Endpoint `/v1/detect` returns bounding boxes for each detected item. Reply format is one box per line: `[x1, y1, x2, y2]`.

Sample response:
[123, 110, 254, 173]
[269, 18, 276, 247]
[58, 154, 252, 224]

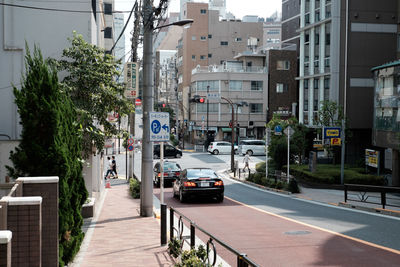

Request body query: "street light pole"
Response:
[221, 96, 235, 172]
[140, 3, 193, 216]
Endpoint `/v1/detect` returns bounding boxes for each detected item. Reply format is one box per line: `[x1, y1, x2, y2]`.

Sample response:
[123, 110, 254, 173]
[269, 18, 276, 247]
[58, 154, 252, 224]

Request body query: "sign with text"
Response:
[149, 112, 170, 141]
[323, 127, 341, 146]
[365, 149, 379, 168]
[124, 62, 139, 99]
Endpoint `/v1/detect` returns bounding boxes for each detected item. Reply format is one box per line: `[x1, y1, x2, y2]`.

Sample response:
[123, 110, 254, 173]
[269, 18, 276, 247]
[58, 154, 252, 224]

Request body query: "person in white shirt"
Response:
[243, 152, 251, 172]
[104, 157, 114, 179]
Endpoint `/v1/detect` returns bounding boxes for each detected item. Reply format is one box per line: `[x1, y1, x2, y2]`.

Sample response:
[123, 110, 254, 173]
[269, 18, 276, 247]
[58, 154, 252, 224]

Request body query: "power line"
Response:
[0, 2, 132, 13]
[110, 1, 137, 53]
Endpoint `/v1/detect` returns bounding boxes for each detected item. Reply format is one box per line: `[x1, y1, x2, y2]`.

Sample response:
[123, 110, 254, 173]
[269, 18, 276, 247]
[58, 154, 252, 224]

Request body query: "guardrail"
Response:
[344, 184, 400, 209]
[161, 204, 259, 267]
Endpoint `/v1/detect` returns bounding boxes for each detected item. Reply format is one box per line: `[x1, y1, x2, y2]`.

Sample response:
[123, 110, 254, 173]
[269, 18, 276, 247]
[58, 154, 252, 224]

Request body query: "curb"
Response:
[225, 170, 400, 218]
[338, 202, 400, 218]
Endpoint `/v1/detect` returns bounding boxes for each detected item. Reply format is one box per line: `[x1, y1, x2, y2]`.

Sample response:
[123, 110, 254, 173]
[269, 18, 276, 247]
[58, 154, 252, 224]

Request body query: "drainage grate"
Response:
[284, 230, 311, 235]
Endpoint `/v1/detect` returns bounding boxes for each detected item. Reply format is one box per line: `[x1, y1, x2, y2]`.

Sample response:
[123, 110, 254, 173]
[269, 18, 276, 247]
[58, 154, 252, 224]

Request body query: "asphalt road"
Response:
[134, 151, 400, 266]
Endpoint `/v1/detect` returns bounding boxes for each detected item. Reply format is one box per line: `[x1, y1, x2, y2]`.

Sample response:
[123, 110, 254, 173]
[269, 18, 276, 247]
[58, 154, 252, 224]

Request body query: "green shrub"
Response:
[248, 172, 267, 186]
[129, 178, 141, 199]
[168, 237, 182, 258]
[288, 179, 300, 193]
[255, 162, 266, 173]
[290, 164, 384, 185]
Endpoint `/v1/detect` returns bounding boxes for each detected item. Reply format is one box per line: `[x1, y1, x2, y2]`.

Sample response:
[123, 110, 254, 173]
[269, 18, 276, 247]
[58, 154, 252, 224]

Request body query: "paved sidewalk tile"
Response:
[77, 183, 175, 267]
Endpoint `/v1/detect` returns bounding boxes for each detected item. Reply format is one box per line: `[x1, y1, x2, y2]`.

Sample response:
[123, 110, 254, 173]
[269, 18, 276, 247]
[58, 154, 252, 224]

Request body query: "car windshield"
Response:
[186, 169, 218, 179]
[163, 162, 180, 171]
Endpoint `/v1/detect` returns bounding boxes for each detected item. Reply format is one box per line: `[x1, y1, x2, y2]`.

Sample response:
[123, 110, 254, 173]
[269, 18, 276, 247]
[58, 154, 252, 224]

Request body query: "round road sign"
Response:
[128, 145, 134, 151]
[135, 99, 142, 106]
[128, 138, 134, 145]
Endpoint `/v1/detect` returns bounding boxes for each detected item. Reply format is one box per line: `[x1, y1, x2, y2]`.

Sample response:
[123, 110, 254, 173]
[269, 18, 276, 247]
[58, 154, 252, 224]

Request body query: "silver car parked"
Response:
[207, 141, 237, 155]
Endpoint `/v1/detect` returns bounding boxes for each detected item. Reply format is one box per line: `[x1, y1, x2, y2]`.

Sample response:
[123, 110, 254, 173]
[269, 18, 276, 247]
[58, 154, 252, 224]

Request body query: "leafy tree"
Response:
[314, 100, 349, 164]
[57, 32, 133, 158]
[267, 115, 311, 170]
[7, 45, 87, 266]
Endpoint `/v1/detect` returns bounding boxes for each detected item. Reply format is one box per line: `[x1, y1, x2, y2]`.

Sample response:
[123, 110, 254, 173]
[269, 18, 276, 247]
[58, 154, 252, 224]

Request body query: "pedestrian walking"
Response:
[243, 152, 251, 172]
[104, 157, 114, 179]
[112, 155, 118, 179]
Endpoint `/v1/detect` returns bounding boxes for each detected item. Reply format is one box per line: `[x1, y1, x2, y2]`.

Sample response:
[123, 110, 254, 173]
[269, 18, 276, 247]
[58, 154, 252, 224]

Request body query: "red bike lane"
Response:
[159, 189, 400, 266]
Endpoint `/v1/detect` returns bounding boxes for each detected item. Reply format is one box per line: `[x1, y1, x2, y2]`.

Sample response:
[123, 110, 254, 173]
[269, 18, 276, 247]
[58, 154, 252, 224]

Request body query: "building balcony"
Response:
[374, 116, 400, 132]
[192, 65, 267, 75]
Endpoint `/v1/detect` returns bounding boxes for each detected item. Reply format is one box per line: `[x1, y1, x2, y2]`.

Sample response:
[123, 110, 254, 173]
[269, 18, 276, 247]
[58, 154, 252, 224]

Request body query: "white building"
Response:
[0, 0, 110, 200]
[114, 13, 125, 83]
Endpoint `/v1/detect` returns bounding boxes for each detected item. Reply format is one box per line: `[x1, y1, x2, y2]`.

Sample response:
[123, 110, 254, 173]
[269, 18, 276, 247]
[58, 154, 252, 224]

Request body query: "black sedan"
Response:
[153, 161, 182, 187]
[172, 168, 224, 203]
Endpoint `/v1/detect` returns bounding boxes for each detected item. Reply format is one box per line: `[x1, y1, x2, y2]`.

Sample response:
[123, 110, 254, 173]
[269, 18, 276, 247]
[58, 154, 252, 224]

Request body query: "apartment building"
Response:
[189, 47, 297, 143]
[371, 61, 400, 186]
[178, 2, 263, 125]
[295, 0, 398, 163]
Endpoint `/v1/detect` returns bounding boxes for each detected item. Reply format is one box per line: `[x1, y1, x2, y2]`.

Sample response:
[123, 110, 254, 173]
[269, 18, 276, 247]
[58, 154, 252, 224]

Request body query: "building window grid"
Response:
[104, 27, 112, 38]
[229, 81, 242, 91]
[277, 60, 290, 70]
[276, 83, 288, 93]
[197, 81, 219, 91]
[221, 41, 228, 46]
[251, 81, 263, 91]
[250, 103, 263, 113]
[197, 103, 218, 113]
[200, 9, 207, 14]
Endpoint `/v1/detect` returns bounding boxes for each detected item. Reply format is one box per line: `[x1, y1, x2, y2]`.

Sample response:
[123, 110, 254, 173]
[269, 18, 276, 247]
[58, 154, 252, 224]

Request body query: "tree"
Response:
[314, 100, 348, 164]
[7, 45, 88, 266]
[267, 115, 311, 170]
[57, 32, 133, 158]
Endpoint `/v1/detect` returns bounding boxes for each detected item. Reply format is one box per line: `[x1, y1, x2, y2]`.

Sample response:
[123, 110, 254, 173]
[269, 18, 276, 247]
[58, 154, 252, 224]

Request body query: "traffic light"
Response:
[191, 95, 205, 103]
[162, 103, 166, 108]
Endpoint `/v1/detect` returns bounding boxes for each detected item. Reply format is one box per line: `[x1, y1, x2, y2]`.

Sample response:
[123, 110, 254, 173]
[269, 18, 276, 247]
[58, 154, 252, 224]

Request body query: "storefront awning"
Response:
[221, 128, 232, 132]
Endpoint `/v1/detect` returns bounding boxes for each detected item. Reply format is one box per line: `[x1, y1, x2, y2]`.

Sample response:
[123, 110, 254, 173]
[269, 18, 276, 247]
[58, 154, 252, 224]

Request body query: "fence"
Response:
[161, 204, 259, 267]
[344, 184, 400, 209]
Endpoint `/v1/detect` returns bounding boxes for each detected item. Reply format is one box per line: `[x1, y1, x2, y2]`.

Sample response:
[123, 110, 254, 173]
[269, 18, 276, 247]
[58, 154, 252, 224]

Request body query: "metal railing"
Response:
[344, 184, 400, 209]
[161, 204, 259, 267]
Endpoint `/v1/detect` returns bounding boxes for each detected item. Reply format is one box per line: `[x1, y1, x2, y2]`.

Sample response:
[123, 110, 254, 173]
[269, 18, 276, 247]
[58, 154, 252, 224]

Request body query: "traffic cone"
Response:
[105, 179, 111, 188]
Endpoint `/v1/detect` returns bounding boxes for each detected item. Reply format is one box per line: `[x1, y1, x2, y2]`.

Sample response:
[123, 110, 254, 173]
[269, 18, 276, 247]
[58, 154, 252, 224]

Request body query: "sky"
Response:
[115, 0, 282, 60]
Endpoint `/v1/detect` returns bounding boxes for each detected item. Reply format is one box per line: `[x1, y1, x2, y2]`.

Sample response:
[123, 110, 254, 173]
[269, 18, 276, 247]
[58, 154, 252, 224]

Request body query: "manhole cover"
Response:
[284, 230, 311, 235]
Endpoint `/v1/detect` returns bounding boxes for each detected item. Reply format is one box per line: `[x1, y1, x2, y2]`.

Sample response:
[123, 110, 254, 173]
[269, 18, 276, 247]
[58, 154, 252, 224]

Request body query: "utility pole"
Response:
[129, 2, 140, 180]
[140, 0, 154, 217]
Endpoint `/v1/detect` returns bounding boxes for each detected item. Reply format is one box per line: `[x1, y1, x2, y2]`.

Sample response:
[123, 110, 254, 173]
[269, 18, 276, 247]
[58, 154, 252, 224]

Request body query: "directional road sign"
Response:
[284, 126, 295, 137]
[149, 112, 170, 141]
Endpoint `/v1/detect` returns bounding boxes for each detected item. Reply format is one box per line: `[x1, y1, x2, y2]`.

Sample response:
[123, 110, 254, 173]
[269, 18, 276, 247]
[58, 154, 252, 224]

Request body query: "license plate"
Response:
[200, 182, 209, 187]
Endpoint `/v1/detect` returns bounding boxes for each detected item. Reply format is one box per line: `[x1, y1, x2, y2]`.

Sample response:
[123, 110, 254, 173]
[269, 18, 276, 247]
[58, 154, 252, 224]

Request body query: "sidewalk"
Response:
[70, 180, 174, 267]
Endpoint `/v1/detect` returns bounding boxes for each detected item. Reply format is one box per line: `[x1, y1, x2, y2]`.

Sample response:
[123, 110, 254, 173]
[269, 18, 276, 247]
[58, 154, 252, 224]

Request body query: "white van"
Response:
[238, 140, 265, 156]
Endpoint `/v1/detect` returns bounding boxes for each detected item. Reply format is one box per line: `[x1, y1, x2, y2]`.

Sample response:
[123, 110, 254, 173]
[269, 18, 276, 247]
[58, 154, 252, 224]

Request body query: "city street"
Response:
[132, 150, 400, 266]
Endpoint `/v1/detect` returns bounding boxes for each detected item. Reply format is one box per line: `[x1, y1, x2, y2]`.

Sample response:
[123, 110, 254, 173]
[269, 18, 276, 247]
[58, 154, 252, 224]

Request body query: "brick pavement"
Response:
[71, 181, 175, 267]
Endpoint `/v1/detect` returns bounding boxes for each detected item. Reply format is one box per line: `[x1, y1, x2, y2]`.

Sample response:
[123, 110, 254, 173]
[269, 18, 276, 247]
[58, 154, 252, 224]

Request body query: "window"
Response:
[276, 83, 288, 93]
[326, 33, 330, 45]
[221, 41, 228, 46]
[208, 54, 212, 58]
[250, 103, 263, 113]
[200, 55, 206, 60]
[314, 100, 319, 110]
[208, 34, 212, 39]
[324, 78, 330, 89]
[197, 81, 219, 91]
[267, 30, 280, 35]
[192, 55, 196, 60]
[305, 33, 310, 43]
[277, 60, 290, 70]
[305, 13, 310, 24]
[192, 36, 196, 41]
[315, 33, 319, 45]
[313, 80, 319, 89]
[200, 36, 207, 41]
[229, 81, 242, 91]
[304, 100, 309, 111]
[304, 79, 309, 89]
[200, 9, 207, 14]
[104, 27, 112, 38]
[197, 103, 218, 113]
[251, 81, 263, 91]
[104, 3, 112, 15]
[234, 37, 242, 42]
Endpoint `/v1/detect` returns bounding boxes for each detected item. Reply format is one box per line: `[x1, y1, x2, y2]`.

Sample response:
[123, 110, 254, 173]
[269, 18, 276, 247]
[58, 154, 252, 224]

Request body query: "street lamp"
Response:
[235, 101, 248, 146]
[141, 0, 193, 217]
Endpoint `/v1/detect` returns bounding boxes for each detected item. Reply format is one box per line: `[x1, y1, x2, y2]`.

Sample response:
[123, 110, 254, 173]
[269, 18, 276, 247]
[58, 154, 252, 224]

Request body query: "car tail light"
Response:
[157, 173, 168, 177]
[175, 172, 180, 176]
[184, 181, 196, 187]
[214, 181, 223, 186]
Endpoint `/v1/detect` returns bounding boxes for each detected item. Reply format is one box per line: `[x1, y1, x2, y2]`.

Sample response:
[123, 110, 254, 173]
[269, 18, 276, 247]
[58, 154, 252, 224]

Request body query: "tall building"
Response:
[103, 0, 115, 54]
[114, 13, 125, 83]
[178, 2, 263, 126]
[296, 0, 398, 163]
[281, 0, 301, 52]
[262, 21, 282, 51]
